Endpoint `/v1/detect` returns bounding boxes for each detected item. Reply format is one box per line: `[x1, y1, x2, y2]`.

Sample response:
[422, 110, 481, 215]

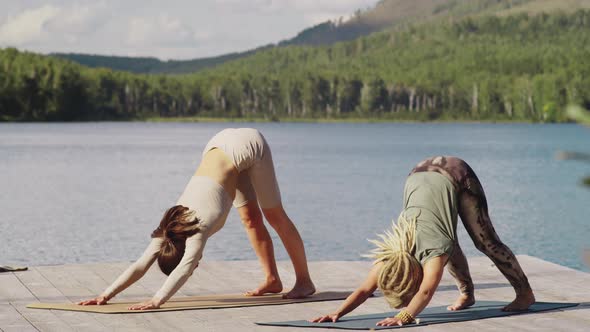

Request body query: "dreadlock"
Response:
[367, 214, 423, 308]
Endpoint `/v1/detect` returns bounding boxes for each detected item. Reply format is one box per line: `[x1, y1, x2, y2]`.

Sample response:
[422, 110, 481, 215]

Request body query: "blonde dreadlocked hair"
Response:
[366, 214, 423, 308]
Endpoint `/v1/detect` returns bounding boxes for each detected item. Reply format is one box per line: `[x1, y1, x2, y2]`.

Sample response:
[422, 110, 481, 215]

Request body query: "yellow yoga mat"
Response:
[27, 291, 350, 314]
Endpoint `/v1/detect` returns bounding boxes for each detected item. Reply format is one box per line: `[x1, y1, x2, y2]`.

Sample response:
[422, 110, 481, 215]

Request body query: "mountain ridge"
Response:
[52, 0, 590, 74]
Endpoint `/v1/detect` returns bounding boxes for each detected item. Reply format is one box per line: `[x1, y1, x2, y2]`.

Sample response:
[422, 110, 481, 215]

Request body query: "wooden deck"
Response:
[1, 255, 589, 331]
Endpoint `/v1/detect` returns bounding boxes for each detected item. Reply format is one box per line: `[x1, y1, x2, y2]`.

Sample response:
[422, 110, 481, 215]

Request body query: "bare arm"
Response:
[310, 262, 382, 323]
[376, 255, 447, 326]
[78, 238, 162, 305]
[405, 255, 447, 316]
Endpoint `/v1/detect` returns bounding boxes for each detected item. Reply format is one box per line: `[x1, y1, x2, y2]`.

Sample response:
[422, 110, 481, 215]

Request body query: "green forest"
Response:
[1, 10, 590, 122]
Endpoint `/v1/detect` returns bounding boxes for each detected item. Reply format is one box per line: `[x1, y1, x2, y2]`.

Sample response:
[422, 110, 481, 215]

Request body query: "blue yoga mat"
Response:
[257, 301, 578, 330]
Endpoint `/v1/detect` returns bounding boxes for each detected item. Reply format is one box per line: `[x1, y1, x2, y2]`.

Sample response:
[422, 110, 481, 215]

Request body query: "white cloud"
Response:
[127, 15, 198, 47]
[304, 12, 345, 26]
[211, 0, 374, 17]
[288, 0, 376, 25]
[0, 2, 110, 47]
[0, 5, 60, 45]
[46, 3, 109, 35]
[272, 0, 374, 17]
[212, 0, 277, 13]
[0, 0, 379, 59]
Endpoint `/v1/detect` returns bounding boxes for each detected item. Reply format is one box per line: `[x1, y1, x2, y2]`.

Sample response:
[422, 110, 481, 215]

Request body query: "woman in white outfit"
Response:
[79, 128, 316, 310]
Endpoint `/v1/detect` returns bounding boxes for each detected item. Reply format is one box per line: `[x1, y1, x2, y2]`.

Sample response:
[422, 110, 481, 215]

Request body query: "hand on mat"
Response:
[128, 299, 161, 310]
[309, 313, 341, 323]
[77, 296, 109, 306]
[376, 316, 404, 327]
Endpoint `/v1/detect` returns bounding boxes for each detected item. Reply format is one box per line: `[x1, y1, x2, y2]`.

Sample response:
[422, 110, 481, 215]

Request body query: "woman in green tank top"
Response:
[311, 156, 535, 327]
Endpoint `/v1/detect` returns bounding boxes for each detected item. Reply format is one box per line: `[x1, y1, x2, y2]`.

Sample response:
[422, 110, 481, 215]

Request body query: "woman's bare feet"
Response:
[447, 293, 475, 311]
[245, 277, 283, 296]
[283, 280, 316, 299]
[502, 290, 535, 311]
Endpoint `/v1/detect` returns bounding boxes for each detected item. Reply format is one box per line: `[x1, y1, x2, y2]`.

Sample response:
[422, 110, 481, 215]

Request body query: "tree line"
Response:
[1, 10, 590, 122]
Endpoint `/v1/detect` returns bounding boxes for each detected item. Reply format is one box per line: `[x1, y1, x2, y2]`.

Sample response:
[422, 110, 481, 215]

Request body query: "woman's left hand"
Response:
[128, 299, 161, 310]
[376, 316, 404, 326]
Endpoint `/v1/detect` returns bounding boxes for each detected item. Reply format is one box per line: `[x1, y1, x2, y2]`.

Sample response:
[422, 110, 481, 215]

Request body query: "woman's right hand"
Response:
[309, 313, 341, 323]
[309, 263, 382, 324]
[77, 295, 109, 306]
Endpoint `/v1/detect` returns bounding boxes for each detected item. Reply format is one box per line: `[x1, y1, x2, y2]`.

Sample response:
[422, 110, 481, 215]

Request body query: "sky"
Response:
[0, 0, 378, 60]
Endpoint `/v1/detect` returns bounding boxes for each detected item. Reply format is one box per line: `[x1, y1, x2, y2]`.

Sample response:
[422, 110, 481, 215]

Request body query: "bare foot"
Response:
[447, 293, 475, 311]
[245, 278, 283, 296]
[283, 280, 316, 299]
[502, 290, 535, 311]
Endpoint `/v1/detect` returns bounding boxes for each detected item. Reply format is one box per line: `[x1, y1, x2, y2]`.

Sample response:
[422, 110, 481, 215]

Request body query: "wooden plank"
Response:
[2, 257, 589, 331]
[33, 265, 95, 302]
[0, 304, 37, 332]
[195, 261, 251, 294]
[34, 265, 154, 331]
[126, 262, 206, 331]
[0, 273, 37, 304]
[0, 271, 77, 332]
[183, 262, 234, 295]
[88, 262, 205, 331]
[306, 261, 371, 291]
[18, 267, 105, 331]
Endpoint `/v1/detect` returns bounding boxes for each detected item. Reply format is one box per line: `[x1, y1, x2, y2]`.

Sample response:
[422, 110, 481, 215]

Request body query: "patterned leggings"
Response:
[410, 156, 531, 296]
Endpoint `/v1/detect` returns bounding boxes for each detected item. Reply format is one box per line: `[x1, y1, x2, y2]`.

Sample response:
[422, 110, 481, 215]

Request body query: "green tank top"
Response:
[402, 172, 458, 264]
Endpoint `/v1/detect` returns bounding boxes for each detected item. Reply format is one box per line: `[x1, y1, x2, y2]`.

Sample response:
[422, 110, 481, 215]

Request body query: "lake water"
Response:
[1, 122, 589, 272]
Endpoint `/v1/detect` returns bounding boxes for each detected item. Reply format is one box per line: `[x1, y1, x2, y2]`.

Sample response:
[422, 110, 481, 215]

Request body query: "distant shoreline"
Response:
[142, 116, 540, 124]
[1, 116, 573, 124]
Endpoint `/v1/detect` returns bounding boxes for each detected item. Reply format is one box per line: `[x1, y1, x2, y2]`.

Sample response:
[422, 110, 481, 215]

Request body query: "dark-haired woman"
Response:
[78, 128, 315, 310]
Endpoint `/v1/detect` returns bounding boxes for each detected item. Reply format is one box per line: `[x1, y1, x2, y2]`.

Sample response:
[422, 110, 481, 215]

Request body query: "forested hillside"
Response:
[2, 11, 590, 122]
[52, 0, 590, 74]
[281, 0, 537, 46]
